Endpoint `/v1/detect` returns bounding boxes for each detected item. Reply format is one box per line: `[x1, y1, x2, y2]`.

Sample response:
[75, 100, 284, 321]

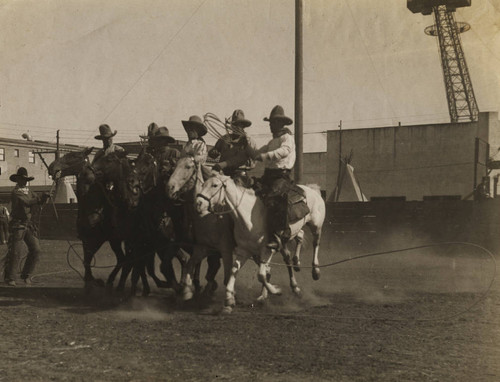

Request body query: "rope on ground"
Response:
[253, 241, 497, 322]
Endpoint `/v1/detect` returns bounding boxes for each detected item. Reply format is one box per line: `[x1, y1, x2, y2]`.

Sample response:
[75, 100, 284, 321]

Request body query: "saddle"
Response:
[253, 179, 310, 225]
[286, 183, 310, 224]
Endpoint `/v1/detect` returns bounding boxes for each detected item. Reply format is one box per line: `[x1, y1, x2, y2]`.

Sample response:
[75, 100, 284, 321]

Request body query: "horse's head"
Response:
[48, 147, 93, 179]
[122, 166, 141, 210]
[93, 152, 141, 210]
[134, 151, 157, 194]
[195, 174, 228, 217]
[167, 156, 198, 200]
[92, 151, 127, 184]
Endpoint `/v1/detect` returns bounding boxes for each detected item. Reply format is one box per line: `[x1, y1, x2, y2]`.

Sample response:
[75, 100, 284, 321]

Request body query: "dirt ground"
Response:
[0, 239, 499, 382]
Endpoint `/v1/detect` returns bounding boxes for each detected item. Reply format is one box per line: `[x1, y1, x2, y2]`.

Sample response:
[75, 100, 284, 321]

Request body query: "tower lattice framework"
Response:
[430, 5, 479, 122]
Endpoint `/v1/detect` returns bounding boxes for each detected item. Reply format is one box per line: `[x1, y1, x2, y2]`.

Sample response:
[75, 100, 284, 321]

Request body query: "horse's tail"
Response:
[305, 183, 321, 195]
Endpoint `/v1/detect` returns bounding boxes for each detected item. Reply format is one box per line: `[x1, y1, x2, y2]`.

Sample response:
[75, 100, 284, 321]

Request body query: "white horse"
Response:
[166, 156, 235, 301]
[195, 173, 325, 313]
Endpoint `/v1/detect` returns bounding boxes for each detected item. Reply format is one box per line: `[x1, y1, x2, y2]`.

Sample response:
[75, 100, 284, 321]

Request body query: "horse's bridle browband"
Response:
[179, 156, 203, 195]
[196, 178, 247, 215]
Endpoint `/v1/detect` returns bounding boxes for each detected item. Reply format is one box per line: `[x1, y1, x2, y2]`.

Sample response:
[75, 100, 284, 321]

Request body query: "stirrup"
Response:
[266, 234, 282, 250]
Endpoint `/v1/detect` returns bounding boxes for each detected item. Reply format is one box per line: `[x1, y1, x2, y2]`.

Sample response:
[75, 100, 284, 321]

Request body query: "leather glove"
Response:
[239, 135, 248, 146]
[208, 149, 220, 159]
[212, 163, 225, 173]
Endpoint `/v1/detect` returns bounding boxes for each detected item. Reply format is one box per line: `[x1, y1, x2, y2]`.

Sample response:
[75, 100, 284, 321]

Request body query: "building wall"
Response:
[302, 152, 327, 192]
[487, 112, 500, 196]
[0, 140, 54, 187]
[326, 112, 497, 201]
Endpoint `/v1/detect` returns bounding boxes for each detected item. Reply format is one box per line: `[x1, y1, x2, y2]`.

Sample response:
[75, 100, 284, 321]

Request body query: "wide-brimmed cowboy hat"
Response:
[10, 167, 34, 182]
[140, 122, 159, 140]
[182, 115, 207, 137]
[230, 109, 252, 128]
[94, 124, 117, 140]
[150, 126, 176, 144]
[263, 105, 293, 125]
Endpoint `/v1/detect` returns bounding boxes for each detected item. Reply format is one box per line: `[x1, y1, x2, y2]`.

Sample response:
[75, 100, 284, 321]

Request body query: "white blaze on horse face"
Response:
[195, 195, 210, 217]
[167, 157, 195, 198]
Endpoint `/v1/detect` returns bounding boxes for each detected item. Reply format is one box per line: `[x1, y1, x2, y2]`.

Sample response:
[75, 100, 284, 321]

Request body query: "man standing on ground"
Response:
[3, 167, 50, 286]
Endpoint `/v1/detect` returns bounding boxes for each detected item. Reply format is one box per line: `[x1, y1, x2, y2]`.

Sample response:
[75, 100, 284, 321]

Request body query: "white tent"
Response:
[53, 178, 77, 204]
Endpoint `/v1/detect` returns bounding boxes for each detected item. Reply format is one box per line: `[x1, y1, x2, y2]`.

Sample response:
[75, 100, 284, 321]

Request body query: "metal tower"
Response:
[408, 1, 479, 123]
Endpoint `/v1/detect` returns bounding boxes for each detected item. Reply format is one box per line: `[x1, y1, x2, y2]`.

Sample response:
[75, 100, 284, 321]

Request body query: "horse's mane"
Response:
[234, 182, 256, 196]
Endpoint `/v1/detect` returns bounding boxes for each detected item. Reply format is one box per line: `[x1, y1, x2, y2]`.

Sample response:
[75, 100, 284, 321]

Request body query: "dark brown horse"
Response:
[48, 149, 145, 292]
[116, 150, 189, 296]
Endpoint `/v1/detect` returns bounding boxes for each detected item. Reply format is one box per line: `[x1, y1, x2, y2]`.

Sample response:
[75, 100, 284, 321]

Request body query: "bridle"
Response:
[178, 156, 204, 195]
[196, 177, 247, 215]
[134, 154, 157, 195]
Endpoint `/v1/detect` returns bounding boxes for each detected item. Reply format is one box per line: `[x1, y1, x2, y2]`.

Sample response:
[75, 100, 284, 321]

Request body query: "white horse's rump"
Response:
[196, 174, 326, 313]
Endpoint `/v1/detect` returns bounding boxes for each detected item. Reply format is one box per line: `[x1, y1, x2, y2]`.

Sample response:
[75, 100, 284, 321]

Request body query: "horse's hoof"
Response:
[84, 278, 105, 292]
[203, 281, 218, 297]
[183, 288, 194, 301]
[155, 280, 170, 289]
[292, 286, 302, 297]
[225, 296, 235, 308]
[271, 285, 282, 296]
[312, 268, 321, 281]
[221, 306, 233, 314]
[256, 295, 267, 304]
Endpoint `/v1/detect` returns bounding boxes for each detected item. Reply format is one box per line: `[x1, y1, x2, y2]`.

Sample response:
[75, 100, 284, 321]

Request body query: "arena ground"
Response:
[0, 239, 499, 381]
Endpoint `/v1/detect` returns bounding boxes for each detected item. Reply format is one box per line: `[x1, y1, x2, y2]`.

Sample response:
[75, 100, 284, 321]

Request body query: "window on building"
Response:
[0, 148, 4, 161]
[28, 151, 35, 163]
[14, 149, 19, 157]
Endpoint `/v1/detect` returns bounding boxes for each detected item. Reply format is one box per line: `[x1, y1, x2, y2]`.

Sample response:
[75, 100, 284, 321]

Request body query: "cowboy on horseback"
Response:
[145, 124, 180, 179]
[91, 124, 125, 165]
[83, 125, 127, 228]
[208, 109, 256, 186]
[247, 105, 299, 250]
[181, 115, 213, 180]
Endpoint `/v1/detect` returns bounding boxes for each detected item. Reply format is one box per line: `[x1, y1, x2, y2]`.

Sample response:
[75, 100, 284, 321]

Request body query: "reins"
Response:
[196, 178, 248, 215]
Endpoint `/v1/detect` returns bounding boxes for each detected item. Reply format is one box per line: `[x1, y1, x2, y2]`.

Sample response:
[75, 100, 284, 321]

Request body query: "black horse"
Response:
[116, 150, 189, 296]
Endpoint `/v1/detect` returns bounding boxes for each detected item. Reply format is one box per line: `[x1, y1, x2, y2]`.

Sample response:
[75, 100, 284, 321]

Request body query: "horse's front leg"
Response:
[292, 229, 304, 272]
[106, 239, 125, 288]
[311, 228, 322, 281]
[281, 245, 301, 296]
[82, 237, 105, 290]
[224, 252, 248, 314]
[202, 252, 221, 297]
[257, 248, 282, 297]
[180, 247, 199, 301]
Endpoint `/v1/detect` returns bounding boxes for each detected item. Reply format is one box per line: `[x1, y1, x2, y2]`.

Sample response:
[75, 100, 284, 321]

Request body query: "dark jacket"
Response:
[9, 186, 46, 228]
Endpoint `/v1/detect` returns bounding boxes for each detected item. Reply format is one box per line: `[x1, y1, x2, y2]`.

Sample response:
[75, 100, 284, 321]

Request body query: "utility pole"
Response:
[294, 0, 304, 183]
[56, 130, 60, 160]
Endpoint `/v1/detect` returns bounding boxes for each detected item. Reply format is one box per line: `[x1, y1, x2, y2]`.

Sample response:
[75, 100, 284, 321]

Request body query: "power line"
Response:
[83, 0, 209, 145]
[456, 8, 500, 64]
[342, 0, 398, 120]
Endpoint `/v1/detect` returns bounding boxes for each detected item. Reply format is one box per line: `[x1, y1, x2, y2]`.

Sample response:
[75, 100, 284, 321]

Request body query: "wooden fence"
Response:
[36, 199, 500, 254]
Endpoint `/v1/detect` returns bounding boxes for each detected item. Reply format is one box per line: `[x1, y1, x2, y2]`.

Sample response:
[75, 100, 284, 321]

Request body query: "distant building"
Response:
[0, 137, 87, 189]
[326, 111, 500, 201]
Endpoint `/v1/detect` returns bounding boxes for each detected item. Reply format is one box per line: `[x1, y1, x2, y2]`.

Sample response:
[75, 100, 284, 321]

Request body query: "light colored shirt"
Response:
[248, 131, 295, 170]
[92, 144, 125, 164]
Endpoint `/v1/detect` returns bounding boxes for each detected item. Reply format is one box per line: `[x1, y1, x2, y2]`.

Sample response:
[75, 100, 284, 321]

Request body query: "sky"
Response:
[0, 0, 499, 152]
